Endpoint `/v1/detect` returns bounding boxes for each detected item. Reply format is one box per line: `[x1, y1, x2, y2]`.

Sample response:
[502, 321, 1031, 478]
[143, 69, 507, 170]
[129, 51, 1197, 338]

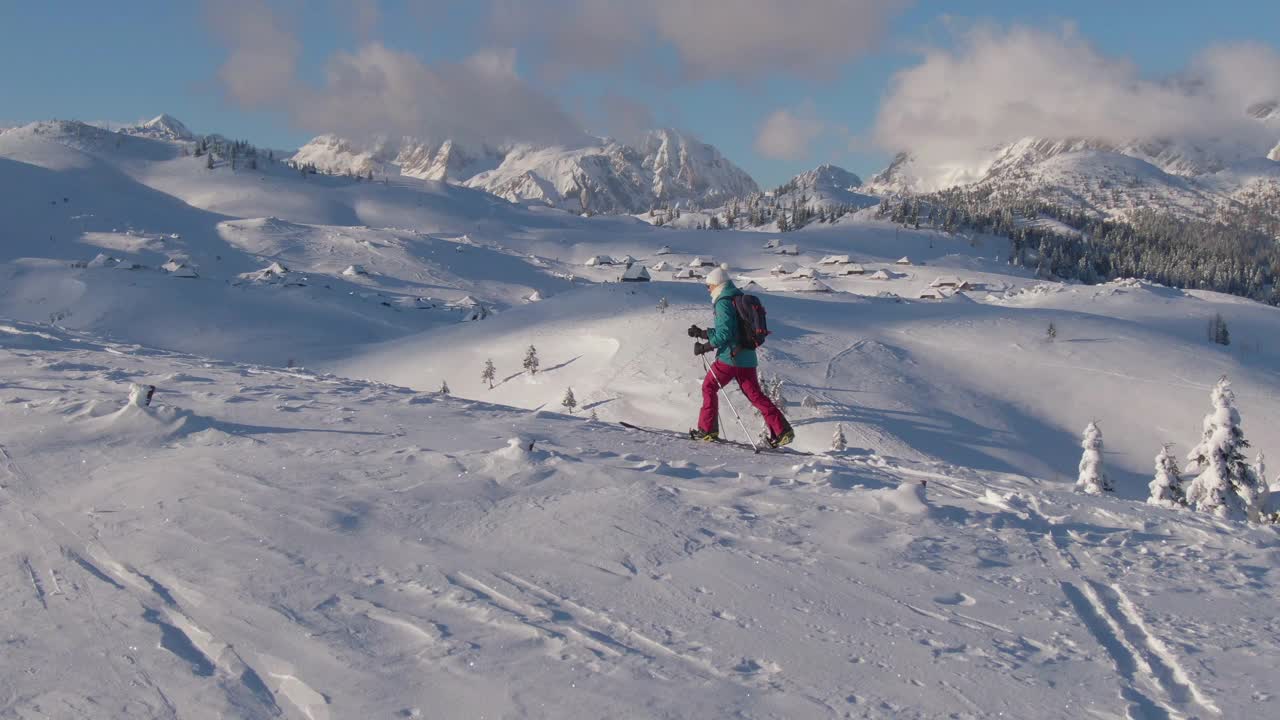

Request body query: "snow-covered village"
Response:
[3, 2, 1280, 718]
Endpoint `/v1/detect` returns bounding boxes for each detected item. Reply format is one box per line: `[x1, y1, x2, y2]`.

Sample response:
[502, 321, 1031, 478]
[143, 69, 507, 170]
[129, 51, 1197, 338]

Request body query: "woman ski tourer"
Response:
[688, 266, 794, 448]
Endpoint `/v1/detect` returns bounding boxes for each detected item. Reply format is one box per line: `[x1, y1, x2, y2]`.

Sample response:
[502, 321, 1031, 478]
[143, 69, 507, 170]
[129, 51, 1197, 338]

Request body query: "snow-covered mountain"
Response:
[787, 163, 863, 193]
[120, 113, 195, 142]
[867, 103, 1280, 227]
[770, 163, 878, 211]
[289, 134, 506, 182]
[291, 128, 760, 214]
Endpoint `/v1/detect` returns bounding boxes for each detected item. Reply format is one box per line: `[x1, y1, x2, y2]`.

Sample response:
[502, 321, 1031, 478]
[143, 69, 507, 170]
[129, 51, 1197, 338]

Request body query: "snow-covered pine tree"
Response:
[1255, 451, 1273, 522]
[481, 359, 496, 389]
[657, 297, 669, 314]
[439, 380, 450, 395]
[589, 408, 599, 422]
[830, 423, 848, 453]
[1047, 322, 1057, 341]
[767, 375, 787, 408]
[1075, 421, 1112, 494]
[1184, 376, 1266, 521]
[802, 395, 819, 411]
[1148, 445, 1186, 508]
[561, 387, 577, 414]
[523, 345, 540, 375]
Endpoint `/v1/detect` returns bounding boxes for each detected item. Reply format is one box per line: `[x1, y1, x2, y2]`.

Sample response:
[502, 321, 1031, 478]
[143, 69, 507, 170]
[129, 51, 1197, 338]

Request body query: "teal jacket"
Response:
[707, 283, 758, 368]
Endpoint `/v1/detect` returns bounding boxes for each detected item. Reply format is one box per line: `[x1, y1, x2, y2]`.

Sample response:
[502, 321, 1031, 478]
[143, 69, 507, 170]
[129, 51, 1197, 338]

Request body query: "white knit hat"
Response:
[705, 263, 730, 287]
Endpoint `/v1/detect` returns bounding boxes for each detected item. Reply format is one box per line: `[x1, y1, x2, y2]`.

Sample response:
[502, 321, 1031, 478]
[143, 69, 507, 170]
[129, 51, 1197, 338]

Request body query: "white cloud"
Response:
[209, 0, 910, 149]
[650, 0, 909, 81]
[209, 0, 587, 148]
[874, 25, 1280, 168]
[209, 0, 300, 110]
[755, 104, 825, 160]
[490, 0, 909, 81]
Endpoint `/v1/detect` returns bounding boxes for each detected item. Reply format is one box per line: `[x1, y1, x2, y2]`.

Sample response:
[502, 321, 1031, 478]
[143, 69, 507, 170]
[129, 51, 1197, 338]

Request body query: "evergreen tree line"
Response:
[283, 159, 378, 181]
[877, 189, 1280, 304]
[193, 136, 267, 171]
[649, 193, 862, 232]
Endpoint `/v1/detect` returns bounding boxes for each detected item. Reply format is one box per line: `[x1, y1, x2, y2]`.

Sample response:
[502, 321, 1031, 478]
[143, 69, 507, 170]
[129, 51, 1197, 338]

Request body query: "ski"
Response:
[618, 422, 812, 456]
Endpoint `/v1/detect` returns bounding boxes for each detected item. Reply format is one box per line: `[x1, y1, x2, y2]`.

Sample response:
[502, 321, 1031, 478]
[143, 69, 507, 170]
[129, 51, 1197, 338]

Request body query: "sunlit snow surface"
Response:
[2, 120, 1279, 718]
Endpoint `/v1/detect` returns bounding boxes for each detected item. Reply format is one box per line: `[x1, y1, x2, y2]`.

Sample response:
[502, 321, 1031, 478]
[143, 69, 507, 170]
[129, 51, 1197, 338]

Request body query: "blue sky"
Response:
[2, 1, 1277, 186]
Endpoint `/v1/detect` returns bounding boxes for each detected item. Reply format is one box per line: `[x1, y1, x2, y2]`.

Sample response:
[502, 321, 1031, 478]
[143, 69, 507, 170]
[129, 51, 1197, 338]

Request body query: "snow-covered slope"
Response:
[5, 115, 1280, 718]
[292, 128, 760, 214]
[4, 317, 1279, 718]
[0, 119, 630, 364]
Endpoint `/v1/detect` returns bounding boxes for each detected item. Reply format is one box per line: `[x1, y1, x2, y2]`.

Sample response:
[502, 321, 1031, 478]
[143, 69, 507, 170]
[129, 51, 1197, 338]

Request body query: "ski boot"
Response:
[767, 426, 795, 448]
[689, 429, 720, 442]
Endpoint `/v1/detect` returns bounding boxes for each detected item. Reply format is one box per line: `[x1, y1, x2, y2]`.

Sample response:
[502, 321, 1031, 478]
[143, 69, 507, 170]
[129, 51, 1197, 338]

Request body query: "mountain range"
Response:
[865, 102, 1280, 229]
[289, 128, 760, 215]
[41, 111, 1280, 237]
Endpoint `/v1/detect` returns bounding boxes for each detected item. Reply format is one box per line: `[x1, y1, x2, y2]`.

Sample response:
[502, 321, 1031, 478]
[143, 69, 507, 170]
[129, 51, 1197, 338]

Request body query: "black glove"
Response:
[687, 324, 708, 339]
[694, 341, 714, 356]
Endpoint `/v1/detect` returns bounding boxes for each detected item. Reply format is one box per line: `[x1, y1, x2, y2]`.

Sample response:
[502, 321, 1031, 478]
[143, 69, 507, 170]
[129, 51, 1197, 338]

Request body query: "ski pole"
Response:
[702, 355, 761, 453]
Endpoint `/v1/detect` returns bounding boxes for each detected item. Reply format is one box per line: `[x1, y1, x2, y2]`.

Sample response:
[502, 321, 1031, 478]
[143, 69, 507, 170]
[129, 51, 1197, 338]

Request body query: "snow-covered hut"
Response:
[617, 255, 638, 265]
[775, 244, 800, 256]
[655, 245, 673, 256]
[651, 261, 671, 271]
[585, 255, 615, 267]
[87, 253, 120, 268]
[789, 267, 818, 280]
[763, 238, 782, 249]
[869, 269, 893, 280]
[238, 261, 301, 285]
[393, 296, 435, 310]
[688, 256, 712, 268]
[621, 264, 651, 282]
[770, 262, 800, 276]
[790, 279, 832, 293]
[342, 264, 369, 277]
[161, 260, 198, 278]
[838, 263, 867, 276]
[930, 276, 971, 290]
[917, 288, 951, 300]
[895, 256, 912, 265]
[674, 268, 703, 280]
[818, 254, 851, 265]
[741, 280, 765, 292]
